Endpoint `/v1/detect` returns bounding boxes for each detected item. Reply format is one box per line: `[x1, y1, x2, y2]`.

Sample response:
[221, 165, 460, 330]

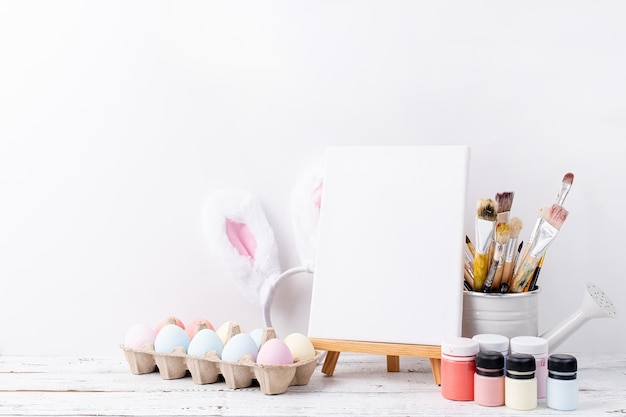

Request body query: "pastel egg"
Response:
[257, 338, 294, 366]
[186, 318, 215, 339]
[221, 333, 258, 362]
[283, 333, 316, 362]
[124, 324, 156, 350]
[216, 321, 244, 345]
[154, 324, 190, 354]
[249, 328, 264, 349]
[155, 316, 185, 333]
[188, 329, 223, 358]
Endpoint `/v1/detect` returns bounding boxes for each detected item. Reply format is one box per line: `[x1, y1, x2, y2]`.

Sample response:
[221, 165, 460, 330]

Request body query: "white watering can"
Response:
[462, 282, 617, 352]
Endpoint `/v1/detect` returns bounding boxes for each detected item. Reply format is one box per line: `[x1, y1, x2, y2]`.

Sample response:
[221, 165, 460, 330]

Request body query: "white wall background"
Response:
[1, 1, 624, 357]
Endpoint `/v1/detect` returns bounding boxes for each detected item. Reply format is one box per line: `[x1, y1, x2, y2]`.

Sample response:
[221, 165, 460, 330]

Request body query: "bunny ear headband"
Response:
[203, 166, 322, 328]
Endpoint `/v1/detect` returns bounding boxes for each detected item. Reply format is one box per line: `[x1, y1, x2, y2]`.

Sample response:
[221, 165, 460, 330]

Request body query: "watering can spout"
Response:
[540, 283, 617, 352]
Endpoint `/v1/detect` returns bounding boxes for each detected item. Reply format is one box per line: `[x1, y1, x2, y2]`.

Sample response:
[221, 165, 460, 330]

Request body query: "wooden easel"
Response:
[309, 338, 442, 385]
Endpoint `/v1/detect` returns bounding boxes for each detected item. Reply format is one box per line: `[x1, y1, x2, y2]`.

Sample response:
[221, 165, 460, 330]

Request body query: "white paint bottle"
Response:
[472, 334, 509, 367]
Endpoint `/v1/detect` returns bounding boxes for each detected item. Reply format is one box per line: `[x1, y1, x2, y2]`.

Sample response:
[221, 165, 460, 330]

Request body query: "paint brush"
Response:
[509, 204, 568, 293]
[555, 172, 574, 206]
[525, 253, 545, 292]
[530, 172, 574, 290]
[482, 222, 511, 293]
[495, 192, 515, 223]
[472, 198, 498, 291]
[498, 216, 523, 291]
[464, 236, 475, 266]
[489, 192, 514, 263]
[501, 239, 524, 293]
[466, 235, 476, 258]
[522, 173, 572, 252]
[516, 240, 523, 262]
[517, 206, 548, 274]
[464, 263, 474, 291]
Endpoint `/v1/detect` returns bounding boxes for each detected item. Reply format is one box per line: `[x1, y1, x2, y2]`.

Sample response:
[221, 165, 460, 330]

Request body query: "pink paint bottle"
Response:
[441, 337, 479, 401]
[474, 351, 505, 407]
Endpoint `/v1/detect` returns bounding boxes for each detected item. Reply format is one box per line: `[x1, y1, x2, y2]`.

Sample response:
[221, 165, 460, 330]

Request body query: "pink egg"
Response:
[185, 318, 215, 339]
[155, 316, 185, 333]
[257, 338, 294, 366]
[124, 324, 156, 350]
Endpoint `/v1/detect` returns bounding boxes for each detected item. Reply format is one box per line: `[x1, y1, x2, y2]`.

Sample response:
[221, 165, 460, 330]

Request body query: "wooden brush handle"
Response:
[524, 253, 546, 291]
[491, 264, 504, 292]
[509, 254, 540, 293]
[463, 268, 474, 289]
[502, 261, 514, 287]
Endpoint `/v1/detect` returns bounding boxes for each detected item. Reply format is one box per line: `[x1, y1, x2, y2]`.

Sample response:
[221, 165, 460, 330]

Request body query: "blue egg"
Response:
[249, 328, 264, 349]
[221, 333, 259, 362]
[154, 324, 190, 353]
[188, 329, 223, 358]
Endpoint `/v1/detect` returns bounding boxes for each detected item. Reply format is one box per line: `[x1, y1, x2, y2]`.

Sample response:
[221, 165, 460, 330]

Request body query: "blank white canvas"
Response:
[308, 146, 470, 346]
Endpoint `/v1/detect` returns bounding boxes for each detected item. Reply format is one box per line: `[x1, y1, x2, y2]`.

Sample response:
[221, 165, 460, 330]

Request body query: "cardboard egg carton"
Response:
[120, 325, 321, 395]
[187, 349, 322, 394]
[120, 343, 157, 375]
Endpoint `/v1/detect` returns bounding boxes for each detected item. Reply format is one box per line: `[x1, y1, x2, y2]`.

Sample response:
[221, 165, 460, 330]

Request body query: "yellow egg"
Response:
[283, 332, 316, 362]
[216, 321, 244, 345]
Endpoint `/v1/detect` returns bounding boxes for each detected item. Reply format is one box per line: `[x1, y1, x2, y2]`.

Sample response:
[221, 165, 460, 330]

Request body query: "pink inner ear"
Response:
[312, 181, 323, 210]
[225, 219, 257, 261]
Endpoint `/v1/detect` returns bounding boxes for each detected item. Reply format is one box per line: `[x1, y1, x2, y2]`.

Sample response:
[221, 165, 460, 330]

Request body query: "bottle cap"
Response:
[510, 336, 548, 355]
[441, 337, 479, 357]
[476, 350, 504, 370]
[472, 334, 509, 353]
[548, 354, 577, 373]
[507, 353, 536, 373]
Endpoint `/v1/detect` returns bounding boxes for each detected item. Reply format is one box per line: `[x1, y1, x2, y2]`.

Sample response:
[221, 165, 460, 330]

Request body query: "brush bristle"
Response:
[476, 198, 498, 221]
[562, 172, 574, 185]
[543, 204, 569, 229]
[495, 192, 515, 213]
[508, 217, 523, 238]
[495, 222, 511, 244]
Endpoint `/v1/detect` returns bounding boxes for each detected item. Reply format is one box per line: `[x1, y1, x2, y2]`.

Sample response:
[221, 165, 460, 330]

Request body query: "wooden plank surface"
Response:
[0, 353, 625, 416]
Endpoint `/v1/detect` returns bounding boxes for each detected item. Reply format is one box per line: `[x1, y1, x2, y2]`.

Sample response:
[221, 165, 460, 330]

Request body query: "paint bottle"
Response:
[474, 350, 505, 407]
[546, 354, 578, 411]
[510, 336, 548, 398]
[472, 334, 509, 367]
[441, 337, 479, 401]
[505, 353, 537, 410]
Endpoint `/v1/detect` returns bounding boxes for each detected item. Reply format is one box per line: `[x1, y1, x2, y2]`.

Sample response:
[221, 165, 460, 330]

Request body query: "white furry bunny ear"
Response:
[203, 190, 282, 309]
[291, 163, 324, 267]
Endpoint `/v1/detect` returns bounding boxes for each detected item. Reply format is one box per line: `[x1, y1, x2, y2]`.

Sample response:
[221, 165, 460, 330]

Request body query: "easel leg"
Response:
[429, 357, 441, 385]
[386, 355, 400, 372]
[321, 351, 340, 376]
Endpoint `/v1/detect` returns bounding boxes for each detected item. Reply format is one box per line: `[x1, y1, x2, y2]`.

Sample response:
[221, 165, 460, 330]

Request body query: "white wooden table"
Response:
[1, 353, 624, 416]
